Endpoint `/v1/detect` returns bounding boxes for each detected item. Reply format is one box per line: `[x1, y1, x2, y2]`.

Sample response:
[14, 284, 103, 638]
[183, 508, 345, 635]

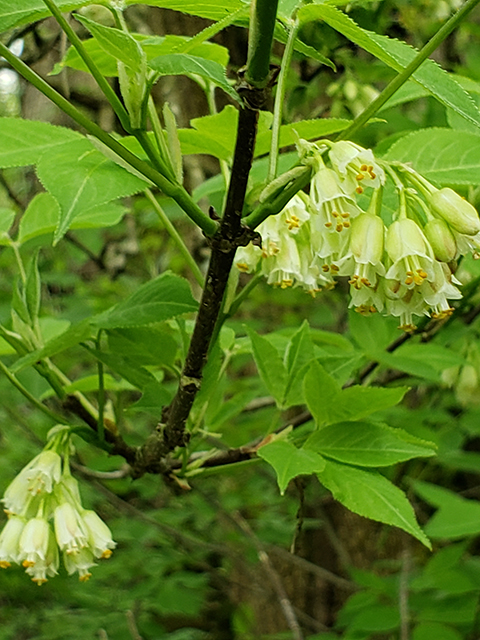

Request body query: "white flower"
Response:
[25, 525, 59, 585]
[329, 141, 385, 195]
[3, 450, 62, 516]
[81, 510, 116, 559]
[54, 502, 88, 555]
[385, 218, 435, 290]
[18, 516, 50, 568]
[63, 547, 96, 582]
[310, 164, 362, 236]
[0, 515, 26, 568]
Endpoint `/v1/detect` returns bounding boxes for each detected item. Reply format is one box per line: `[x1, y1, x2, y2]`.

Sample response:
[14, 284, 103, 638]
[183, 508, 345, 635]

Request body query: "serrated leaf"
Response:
[257, 440, 325, 495]
[299, 5, 480, 128]
[282, 320, 316, 407]
[0, 0, 87, 30]
[94, 272, 197, 329]
[0, 208, 15, 244]
[305, 421, 436, 467]
[304, 360, 407, 427]
[75, 14, 145, 70]
[246, 328, 287, 407]
[318, 459, 431, 548]
[25, 251, 41, 323]
[107, 326, 178, 367]
[0, 118, 82, 169]
[384, 128, 480, 185]
[35, 139, 148, 243]
[126, 0, 247, 20]
[148, 54, 239, 102]
[412, 480, 480, 540]
[83, 346, 156, 391]
[178, 105, 238, 161]
[11, 279, 30, 325]
[254, 118, 352, 157]
[18, 193, 125, 243]
[129, 380, 173, 414]
[11, 319, 94, 372]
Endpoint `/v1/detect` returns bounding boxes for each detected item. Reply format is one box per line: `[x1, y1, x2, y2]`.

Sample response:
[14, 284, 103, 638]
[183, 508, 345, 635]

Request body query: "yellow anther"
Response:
[336, 223, 343, 232]
[79, 573, 92, 582]
[330, 264, 339, 272]
[322, 264, 330, 272]
[356, 186, 364, 194]
[101, 550, 113, 559]
[417, 269, 428, 279]
[343, 221, 351, 228]
[361, 277, 371, 287]
[281, 279, 293, 289]
[22, 560, 35, 568]
[236, 262, 249, 273]
[341, 212, 350, 219]
[356, 173, 365, 181]
[0, 561, 11, 569]
[360, 164, 368, 171]
[325, 221, 333, 228]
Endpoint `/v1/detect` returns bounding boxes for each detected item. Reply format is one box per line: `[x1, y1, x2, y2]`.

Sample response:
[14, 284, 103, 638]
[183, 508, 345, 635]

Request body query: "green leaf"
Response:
[303, 361, 407, 427]
[384, 128, 480, 185]
[0, 0, 87, 30]
[299, 5, 480, 128]
[412, 622, 463, 640]
[283, 320, 316, 407]
[83, 346, 157, 391]
[75, 14, 145, 70]
[318, 459, 431, 548]
[149, 54, 239, 102]
[257, 440, 325, 495]
[0, 208, 15, 244]
[246, 328, 287, 407]
[18, 193, 125, 243]
[305, 421, 436, 467]
[0, 118, 82, 169]
[107, 326, 178, 367]
[254, 118, 352, 157]
[94, 272, 197, 329]
[35, 139, 148, 243]
[11, 279, 30, 325]
[413, 480, 480, 540]
[25, 251, 41, 323]
[129, 380, 173, 415]
[126, 0, 247, 20]
[11, 319, 94, 372]
[178, 105, 238, 162]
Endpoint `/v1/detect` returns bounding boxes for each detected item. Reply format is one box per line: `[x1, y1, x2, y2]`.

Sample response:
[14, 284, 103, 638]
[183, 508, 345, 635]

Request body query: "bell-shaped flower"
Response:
[419, 261, 462, 320]
[24, 525, 59, 585]
[18, 516, 50, 568]
[329, 141, 385, 195]
[81, 510, 116, 560]
[54, 502, 88, 556]
[385, 218, 435, 291]
[3, 450, 62, 516]
[427, 188, 480, 236]
[63, 547, 96, 582]
[310, 162, 362, 236]
[0, 514, 26, 568]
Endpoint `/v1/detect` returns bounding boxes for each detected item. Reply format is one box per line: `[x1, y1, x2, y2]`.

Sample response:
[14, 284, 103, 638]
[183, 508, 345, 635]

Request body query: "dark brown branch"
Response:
[132, 86, 266, 477]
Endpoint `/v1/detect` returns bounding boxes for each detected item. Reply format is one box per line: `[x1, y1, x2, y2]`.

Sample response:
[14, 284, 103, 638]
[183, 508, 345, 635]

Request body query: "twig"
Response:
[125, 611, 143, 640]
[399, 545, 411, 640]
[232, 512, 304, 640]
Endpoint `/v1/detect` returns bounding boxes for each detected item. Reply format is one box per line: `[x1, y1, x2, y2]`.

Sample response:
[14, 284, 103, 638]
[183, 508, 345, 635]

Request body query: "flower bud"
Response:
[427, 188, 480, 236]
[350, 213, 385, 264]
[424, 218, 457, 262]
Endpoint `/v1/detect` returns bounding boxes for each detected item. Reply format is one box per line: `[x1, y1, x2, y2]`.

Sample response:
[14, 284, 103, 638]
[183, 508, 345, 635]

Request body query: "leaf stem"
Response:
[144, 189, 205, 287]
[0, 358, 65, 423]
[336, 0, 480, 141]
[0, 41, 218, 236]
[42, 0, 132, 132]
[268, 18, 300, 181]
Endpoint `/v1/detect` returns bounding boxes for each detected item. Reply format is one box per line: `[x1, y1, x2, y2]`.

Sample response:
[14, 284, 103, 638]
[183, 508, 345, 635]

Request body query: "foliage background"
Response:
[2, 0, 480, 638]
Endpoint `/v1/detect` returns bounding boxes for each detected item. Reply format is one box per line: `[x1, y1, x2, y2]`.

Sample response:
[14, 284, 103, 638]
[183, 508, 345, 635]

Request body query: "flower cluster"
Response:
[237, 140, 480, 331]
[0, 427, 115, 585]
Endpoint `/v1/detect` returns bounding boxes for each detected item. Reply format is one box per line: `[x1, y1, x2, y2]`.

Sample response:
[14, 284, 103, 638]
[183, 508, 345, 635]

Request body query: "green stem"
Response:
[96, 331, 105, 441]
[245, 0, 280, 88]
[268, 18, 300, 181]
[42, 0, 131, 132]
[0, 41, 218, 236]
[243, 165, 312, 229]
[0, 358, 65, 423]
[336, 0, 480, 141]
[134, 129, 173, 179]
[145, 189, 205, 287]
[147, 98, 177, 182]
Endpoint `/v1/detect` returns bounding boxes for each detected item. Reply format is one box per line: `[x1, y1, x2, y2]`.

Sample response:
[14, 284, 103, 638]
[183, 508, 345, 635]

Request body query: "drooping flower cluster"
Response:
[0, 426, 115, 585]
[236, 139, 480, 331]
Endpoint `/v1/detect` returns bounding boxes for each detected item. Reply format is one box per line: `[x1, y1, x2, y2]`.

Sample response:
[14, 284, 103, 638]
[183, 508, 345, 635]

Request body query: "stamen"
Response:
[356, 186, 364, 194]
